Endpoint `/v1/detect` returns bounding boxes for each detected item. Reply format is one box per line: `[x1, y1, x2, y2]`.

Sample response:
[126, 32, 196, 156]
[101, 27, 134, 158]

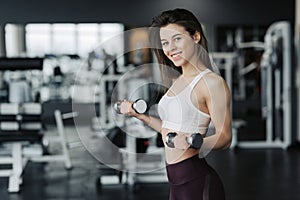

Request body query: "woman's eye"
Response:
[162, 42, 168, 46]
[174, 37, 181, 41]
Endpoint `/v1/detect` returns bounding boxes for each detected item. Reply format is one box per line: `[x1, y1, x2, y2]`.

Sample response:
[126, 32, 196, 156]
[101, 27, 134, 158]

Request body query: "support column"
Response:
[296, 0, 300, 142]
[0, 25, 6, 57]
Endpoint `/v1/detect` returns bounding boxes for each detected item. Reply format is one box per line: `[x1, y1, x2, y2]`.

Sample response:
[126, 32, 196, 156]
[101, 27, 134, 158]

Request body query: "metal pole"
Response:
[295, 0, 300, 142]
[0, 25, 6, 57]
[281, 22, 292, 147]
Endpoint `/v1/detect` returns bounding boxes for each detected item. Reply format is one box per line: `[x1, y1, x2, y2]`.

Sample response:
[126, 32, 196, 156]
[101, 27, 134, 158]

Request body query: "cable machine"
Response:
[238, 21, 292, 149]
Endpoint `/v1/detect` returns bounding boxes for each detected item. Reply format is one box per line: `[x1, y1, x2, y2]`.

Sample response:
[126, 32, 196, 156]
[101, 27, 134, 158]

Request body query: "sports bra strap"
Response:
[189, 69, 211, 89]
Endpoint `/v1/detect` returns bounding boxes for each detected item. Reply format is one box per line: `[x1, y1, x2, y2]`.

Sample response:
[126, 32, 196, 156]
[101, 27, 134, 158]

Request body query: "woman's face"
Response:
[160, 23, 199, 67]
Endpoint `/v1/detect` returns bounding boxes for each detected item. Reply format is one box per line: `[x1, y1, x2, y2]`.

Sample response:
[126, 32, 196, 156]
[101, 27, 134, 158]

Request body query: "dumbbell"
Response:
[165, 132, 203, 149]
[114, 99, 148, 114]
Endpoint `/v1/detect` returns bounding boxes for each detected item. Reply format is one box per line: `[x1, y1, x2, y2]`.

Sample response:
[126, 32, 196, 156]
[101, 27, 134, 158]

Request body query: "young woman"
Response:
[119, 8, 232, 200]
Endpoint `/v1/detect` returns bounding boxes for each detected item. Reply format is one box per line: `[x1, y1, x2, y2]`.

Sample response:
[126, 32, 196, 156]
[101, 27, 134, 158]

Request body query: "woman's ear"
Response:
[193, 31, 201, 43]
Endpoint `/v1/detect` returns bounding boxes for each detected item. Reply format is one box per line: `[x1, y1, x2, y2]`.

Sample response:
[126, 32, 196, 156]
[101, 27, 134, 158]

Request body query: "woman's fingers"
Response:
[174, 133, 189, 150]
[120, 100, 134, 114]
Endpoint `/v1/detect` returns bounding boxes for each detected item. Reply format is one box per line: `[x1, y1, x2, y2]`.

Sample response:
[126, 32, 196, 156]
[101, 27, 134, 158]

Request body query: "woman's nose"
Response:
[168, 41, 177, 51]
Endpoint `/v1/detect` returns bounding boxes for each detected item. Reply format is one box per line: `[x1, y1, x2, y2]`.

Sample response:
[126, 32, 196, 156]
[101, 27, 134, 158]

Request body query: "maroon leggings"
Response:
[166, 155, 225, 200]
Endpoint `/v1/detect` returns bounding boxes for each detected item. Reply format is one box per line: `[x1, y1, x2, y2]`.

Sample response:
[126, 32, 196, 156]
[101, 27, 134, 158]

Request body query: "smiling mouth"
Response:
[171, 52, 182, 58]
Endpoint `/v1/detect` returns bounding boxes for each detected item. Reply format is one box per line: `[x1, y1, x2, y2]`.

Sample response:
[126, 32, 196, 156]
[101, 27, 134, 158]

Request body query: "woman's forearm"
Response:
[202, 130, 232, 151]
[136, 114, 162, 133]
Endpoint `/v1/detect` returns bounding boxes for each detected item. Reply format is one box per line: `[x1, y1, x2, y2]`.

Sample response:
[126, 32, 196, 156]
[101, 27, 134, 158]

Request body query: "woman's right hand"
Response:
[119, 100, 138, 117]
[173, 133, 190, 150]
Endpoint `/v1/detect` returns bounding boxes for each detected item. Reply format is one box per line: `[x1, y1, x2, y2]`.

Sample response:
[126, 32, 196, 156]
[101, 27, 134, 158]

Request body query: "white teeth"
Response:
[171, 52, 181, 57]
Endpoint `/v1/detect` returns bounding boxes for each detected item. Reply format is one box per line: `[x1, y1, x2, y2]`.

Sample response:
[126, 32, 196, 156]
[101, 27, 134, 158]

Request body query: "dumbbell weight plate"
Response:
[132, 99, 147, 114]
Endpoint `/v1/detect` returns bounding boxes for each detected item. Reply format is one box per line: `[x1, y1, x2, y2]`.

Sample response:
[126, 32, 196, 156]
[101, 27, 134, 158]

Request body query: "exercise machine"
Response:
[238, 21, 292, 149]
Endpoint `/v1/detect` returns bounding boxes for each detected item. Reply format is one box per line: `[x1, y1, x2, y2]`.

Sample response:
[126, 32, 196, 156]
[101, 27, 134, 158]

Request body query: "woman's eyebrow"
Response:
[171, 33, 182, 38]
[161, 33, 182, 41]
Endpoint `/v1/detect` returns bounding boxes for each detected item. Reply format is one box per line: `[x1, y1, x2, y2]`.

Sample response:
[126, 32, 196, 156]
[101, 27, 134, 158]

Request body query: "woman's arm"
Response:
[136, 114, 163, 133]
[201, 73, 232, 150]
[119, 100, 163, 133]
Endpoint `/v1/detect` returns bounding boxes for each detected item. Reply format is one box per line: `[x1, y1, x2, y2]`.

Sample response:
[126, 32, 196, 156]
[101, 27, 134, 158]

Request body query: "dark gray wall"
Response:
[0, 0, 295, 26]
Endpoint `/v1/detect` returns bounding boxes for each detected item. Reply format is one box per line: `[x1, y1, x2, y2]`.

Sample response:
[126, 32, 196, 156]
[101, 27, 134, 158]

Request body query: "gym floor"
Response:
[0, 124, 300, 200]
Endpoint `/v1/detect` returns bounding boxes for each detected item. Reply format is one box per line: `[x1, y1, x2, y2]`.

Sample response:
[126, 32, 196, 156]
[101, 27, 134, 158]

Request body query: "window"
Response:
[23, 23, 124, 59]
[77, 23, 99, 57]
[52, 24, 76, 55]
[26, 24, 51, 57]
[5, 24, 26, 57]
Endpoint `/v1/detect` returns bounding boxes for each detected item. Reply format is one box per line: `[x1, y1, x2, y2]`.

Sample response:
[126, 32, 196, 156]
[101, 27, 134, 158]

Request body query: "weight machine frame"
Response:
[238, 21, 292, 149]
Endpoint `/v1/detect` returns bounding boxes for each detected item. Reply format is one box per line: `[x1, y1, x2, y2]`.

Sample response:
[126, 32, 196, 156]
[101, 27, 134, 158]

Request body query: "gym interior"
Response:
[0, 0, 300, 199]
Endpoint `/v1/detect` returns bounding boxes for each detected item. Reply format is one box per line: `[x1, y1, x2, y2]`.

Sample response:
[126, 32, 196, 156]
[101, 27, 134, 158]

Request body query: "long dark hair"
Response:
[149, 8, 208, 87]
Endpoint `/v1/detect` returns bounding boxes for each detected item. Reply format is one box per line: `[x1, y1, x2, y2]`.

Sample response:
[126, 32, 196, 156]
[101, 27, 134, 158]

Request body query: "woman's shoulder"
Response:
[197, 71, 230, 94]
[202, 70, 225, 85]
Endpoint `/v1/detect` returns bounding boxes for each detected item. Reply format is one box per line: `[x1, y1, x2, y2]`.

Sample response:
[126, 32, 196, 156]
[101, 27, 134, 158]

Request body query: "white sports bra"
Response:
[158, 69, 211, 134]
